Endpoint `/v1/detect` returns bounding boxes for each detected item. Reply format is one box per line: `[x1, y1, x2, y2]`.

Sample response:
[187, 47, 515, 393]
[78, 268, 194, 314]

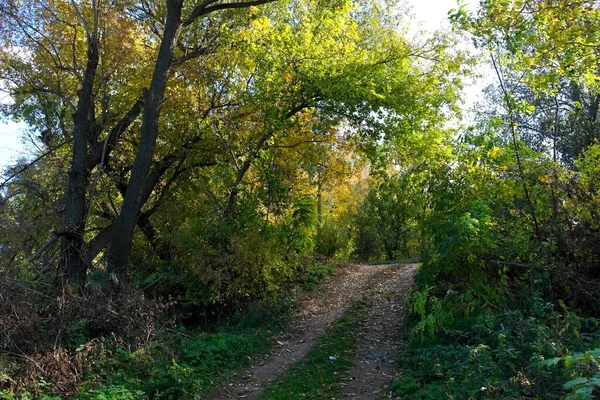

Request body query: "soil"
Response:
[339, 263, 418, 399]
[203, 262, 418, 400]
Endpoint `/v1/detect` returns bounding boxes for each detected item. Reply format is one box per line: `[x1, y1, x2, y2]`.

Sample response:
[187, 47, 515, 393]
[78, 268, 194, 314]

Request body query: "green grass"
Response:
[299, 261, 339, 291]
[75, 299, 293, 400]
[73, 261, 342, 400]
[259, 298, 367, 400]
[0, 261, 344, 399]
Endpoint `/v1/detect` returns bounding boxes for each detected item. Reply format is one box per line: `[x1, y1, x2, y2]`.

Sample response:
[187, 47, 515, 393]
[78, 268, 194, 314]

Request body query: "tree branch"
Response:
[86, 94, 145, 170]
[183, 0, 277, 26]
[0, 141, 71, 191]
[172, 46, 210, 66]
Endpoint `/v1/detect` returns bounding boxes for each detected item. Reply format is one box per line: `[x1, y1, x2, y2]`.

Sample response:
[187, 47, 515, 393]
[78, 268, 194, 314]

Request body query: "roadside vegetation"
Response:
[390, 2, 600, 399]
[2, 0, 600, 399]
[0, 260, 337, 399]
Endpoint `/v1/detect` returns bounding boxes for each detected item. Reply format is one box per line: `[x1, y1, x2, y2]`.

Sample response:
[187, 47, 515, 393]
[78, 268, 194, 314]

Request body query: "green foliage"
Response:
[539, 349, 600, 400]
[76, 385, 144, 400]
[61, 259, 334, 399]
[73, 301, 286, 399]
[409, 288, 453, 342]
[352, 173, 423, 261]
[154, 209, 307, 307]
[463, 0, 600, 92]
[390, 112, 600, 398]
[298, 261, 339, 291]
[0, 257, 337, 399]
[66, 319, 91, 349]
[0, 391, 61, 400]
[394, 291, 600, 399]
[314, 218, 352, 258]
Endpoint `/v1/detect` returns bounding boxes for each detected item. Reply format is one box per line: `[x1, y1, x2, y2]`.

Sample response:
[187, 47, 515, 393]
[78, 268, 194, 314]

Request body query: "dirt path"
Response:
[339, 263, 418, 399]
[204, 263, 417, 400]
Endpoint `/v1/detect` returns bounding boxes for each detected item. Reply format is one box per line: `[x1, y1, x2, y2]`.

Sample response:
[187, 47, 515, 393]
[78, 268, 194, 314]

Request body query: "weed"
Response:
[391, 290, 600, 399]
[299, 261, 339, 291]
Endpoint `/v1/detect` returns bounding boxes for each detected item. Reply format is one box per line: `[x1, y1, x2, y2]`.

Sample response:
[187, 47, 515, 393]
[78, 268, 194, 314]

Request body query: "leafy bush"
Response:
[395, 290, 600, 399]
[314, 218, 351, 258]
[298, 260, 339, 291]
[139, 193, 318, 310]
[72, 297, 295, 400]
[391, 137, 600, 399]
[352, 173, 422, 262]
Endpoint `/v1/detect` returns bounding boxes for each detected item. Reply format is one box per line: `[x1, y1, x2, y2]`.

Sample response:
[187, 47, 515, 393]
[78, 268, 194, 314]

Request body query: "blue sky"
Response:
[0, 118, 29, 170]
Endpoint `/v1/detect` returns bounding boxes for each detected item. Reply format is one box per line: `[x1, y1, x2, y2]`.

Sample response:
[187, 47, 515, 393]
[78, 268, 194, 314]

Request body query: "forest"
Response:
[1, 0, 600, 398]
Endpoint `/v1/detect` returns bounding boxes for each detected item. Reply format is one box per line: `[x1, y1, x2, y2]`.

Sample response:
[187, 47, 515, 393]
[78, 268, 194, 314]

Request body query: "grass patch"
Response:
[259, 298, 367, 400]
[0, 261, 343, 399]
[73, 261, 341, 399]
[299, 261, 339, 291]
[74, 297, 294, 400]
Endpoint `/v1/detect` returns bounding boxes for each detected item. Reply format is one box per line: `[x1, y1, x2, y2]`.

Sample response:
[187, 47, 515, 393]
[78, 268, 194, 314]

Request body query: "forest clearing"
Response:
[2, 0, 600, 398]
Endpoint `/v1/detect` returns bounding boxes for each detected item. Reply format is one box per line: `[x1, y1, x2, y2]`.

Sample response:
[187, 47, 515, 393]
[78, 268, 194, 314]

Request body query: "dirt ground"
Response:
[339, 263, 418, 399]
[204, 263, 418, 400]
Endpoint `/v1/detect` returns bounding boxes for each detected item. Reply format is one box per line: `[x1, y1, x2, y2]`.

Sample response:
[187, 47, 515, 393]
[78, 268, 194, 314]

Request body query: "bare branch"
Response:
[183, 0, 277, 26]
[0, 141, 71, 192]
[28, 232, 60, 262]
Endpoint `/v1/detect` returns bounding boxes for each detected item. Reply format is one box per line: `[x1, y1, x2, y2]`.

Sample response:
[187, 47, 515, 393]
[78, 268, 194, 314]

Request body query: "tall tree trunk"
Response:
[316, 172, 322, 231]
[60, 36, 99, 286]
[107, 0, 183, 275]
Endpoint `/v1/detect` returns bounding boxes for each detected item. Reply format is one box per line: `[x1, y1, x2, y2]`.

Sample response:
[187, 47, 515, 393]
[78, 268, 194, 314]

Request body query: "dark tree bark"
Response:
[107, 0, 185, 274]
[59, 32, 99, 286]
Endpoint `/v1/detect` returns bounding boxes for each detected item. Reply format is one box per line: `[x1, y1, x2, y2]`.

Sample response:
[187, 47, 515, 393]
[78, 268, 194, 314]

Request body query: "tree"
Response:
[0, 0, 467, 287]
[454, 0, 600, 164]
[1, 0, 280, 284]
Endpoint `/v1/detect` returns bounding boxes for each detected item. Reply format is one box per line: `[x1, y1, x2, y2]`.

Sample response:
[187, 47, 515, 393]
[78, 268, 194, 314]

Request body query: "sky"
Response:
[0, 0, 487, 170]
[0, 97, 30, 170]
[408, 0, 460, 32]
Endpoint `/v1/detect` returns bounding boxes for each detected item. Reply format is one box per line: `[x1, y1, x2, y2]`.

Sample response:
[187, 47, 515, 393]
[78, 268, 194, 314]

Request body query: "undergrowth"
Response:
[0, 260, 340, 399]
[74, 298, 293, 400]
[299, 261, 339, 291]
[392, 286, 600, 399]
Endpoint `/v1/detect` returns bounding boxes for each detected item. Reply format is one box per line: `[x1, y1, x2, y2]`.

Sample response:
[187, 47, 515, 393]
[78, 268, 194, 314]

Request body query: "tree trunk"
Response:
[107, 0, 183, 275]
[316, 172, 322, 231]
[137, 212, 174, 261]
[59, 37, 99, 286]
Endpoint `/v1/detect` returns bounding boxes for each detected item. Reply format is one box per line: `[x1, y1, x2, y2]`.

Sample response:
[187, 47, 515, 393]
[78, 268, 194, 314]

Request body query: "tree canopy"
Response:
[0, 0, 464, 288]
